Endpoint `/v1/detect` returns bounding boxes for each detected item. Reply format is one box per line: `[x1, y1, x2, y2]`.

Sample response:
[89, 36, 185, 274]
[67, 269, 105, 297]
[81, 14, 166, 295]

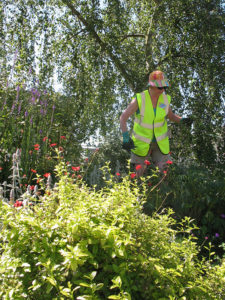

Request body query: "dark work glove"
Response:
[122, 137, 136, 152]
[181, 117, 193, 126]
[122, 131, 136, 152]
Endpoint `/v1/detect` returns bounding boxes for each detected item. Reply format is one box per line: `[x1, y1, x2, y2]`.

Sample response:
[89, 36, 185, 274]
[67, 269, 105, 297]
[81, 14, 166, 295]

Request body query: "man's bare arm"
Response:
[120, 98, 138, 132]
[167, 106, 182, 123]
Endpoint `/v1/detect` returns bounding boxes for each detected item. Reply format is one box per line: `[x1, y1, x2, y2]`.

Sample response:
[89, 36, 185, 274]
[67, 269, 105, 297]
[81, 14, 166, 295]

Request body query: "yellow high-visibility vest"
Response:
[131, 90, 171, 156]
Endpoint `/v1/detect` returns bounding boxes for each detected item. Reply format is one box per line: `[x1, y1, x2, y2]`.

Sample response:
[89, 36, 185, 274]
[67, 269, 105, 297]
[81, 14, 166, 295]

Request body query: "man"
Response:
[120, 70, 192, 176]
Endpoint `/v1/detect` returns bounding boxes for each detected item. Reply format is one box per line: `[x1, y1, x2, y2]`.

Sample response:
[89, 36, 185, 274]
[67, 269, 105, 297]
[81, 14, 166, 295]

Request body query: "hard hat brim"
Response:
[148, 79, 170, 87]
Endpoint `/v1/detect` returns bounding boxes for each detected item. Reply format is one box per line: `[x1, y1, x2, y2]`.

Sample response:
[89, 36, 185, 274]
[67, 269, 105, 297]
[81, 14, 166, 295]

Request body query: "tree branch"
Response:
[145, 1, 164, 73]
[62, 0, 137, 92]
[120, 34, 145, 41]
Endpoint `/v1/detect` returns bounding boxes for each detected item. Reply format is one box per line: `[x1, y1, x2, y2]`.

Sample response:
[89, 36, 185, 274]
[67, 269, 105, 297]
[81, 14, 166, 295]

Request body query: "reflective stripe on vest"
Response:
[131, 90, 171, 155]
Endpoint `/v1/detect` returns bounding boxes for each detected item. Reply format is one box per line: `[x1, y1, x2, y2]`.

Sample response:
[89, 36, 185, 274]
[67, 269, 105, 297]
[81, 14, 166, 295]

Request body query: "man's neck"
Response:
[149, 88, 159, 99]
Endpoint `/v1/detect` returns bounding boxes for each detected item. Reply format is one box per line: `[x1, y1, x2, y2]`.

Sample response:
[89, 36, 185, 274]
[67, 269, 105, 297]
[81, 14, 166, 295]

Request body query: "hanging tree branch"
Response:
[62, 0, 137, 92]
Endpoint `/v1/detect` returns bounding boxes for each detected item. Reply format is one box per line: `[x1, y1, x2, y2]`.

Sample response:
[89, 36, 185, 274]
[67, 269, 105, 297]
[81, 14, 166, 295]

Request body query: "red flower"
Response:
[44, 173, 51, 178]
[130, 173, 136, 179]
[14, 200, 23, 207]
[136, 164, 142, 170]
[116, 172, 120, 176]
[34, 144, 40, 148]
[60, 136, 66, 140]
[64, 172, 67, 175]
[72, 166, 80, 171]
[77, 175, 82, 179]
[31, 169, 37, 173]
[0, 167, 2, 170]
[29, 150, 33, 155]
[85, 158, 88, 162]
[50, 143, 57, 147]
[144, 160, 151, 165]
[34, 147, 39, 151]
[23, 174, 26, 178]
[43, 136, 48, 142]
[30, 185, 35, 190]
[59, 146, 64, 152]
[163, 170, 167, 175]
[166, 160, 173, 165]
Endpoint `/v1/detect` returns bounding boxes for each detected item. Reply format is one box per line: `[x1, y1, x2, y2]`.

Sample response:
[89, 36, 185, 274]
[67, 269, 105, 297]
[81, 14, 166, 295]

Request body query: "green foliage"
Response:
[0, 162, 224, 299]
[1, 0, 224, 169]
[144, 161, 225, 255]
[0, 84, 85, 184]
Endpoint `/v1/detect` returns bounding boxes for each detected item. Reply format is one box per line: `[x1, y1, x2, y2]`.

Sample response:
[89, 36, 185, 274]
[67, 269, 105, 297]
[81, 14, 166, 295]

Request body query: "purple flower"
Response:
[30, 117, 33, 124]
[220, 214, 225, 219]
[11, 103, 15, 113]
[18, 103, 22, 114]
[215, 233, 220, 238]
[52, 105, 55, 110]
[25, 111, 28, 117]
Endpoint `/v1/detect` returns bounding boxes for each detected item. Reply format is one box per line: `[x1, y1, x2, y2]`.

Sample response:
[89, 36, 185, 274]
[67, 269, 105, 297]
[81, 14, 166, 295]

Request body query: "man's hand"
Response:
[122, 132, 136, 152]
[180, 117, 193, 126]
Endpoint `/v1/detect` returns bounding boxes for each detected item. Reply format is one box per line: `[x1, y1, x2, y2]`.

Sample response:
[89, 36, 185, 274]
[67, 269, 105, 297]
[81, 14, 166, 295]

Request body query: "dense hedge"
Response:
[0, 162, 224, 299]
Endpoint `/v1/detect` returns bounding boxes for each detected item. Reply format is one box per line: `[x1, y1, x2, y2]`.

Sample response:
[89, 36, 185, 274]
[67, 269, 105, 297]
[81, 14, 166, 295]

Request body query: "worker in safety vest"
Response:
[120, 70, 192, 176]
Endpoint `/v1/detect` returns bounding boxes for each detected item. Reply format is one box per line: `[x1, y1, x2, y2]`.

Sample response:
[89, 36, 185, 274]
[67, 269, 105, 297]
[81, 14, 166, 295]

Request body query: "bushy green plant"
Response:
[0, 82, 84, 184]
[0, 161, 224, 299]
[144, 161, 225, 251]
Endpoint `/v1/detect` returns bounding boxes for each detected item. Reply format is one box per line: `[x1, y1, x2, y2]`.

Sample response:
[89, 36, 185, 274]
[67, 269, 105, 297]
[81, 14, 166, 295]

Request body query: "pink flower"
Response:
[77, 175, 82, 179]
[205, 236, 208, 240]
[144, 160, 151, 165]
[136, 164, 142, 170]
[166, 160, 173, 165]
[72, 166, 80, 171]
[163, 170, 167, 175]
[0, 167, 3, 170]
[130, 173, 136, 179]
[43, 137, 48, 142]
[116, 172, 120, 176]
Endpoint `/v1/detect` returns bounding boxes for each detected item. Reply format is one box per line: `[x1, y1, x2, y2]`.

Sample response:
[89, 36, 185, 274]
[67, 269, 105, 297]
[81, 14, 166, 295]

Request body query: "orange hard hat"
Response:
[148, 70, 170, 87]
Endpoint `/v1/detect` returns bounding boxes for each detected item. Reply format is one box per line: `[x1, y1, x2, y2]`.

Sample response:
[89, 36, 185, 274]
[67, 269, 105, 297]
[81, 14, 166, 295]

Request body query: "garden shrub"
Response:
[143, 161, 225, 255]
[0, 161, 224, 299]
